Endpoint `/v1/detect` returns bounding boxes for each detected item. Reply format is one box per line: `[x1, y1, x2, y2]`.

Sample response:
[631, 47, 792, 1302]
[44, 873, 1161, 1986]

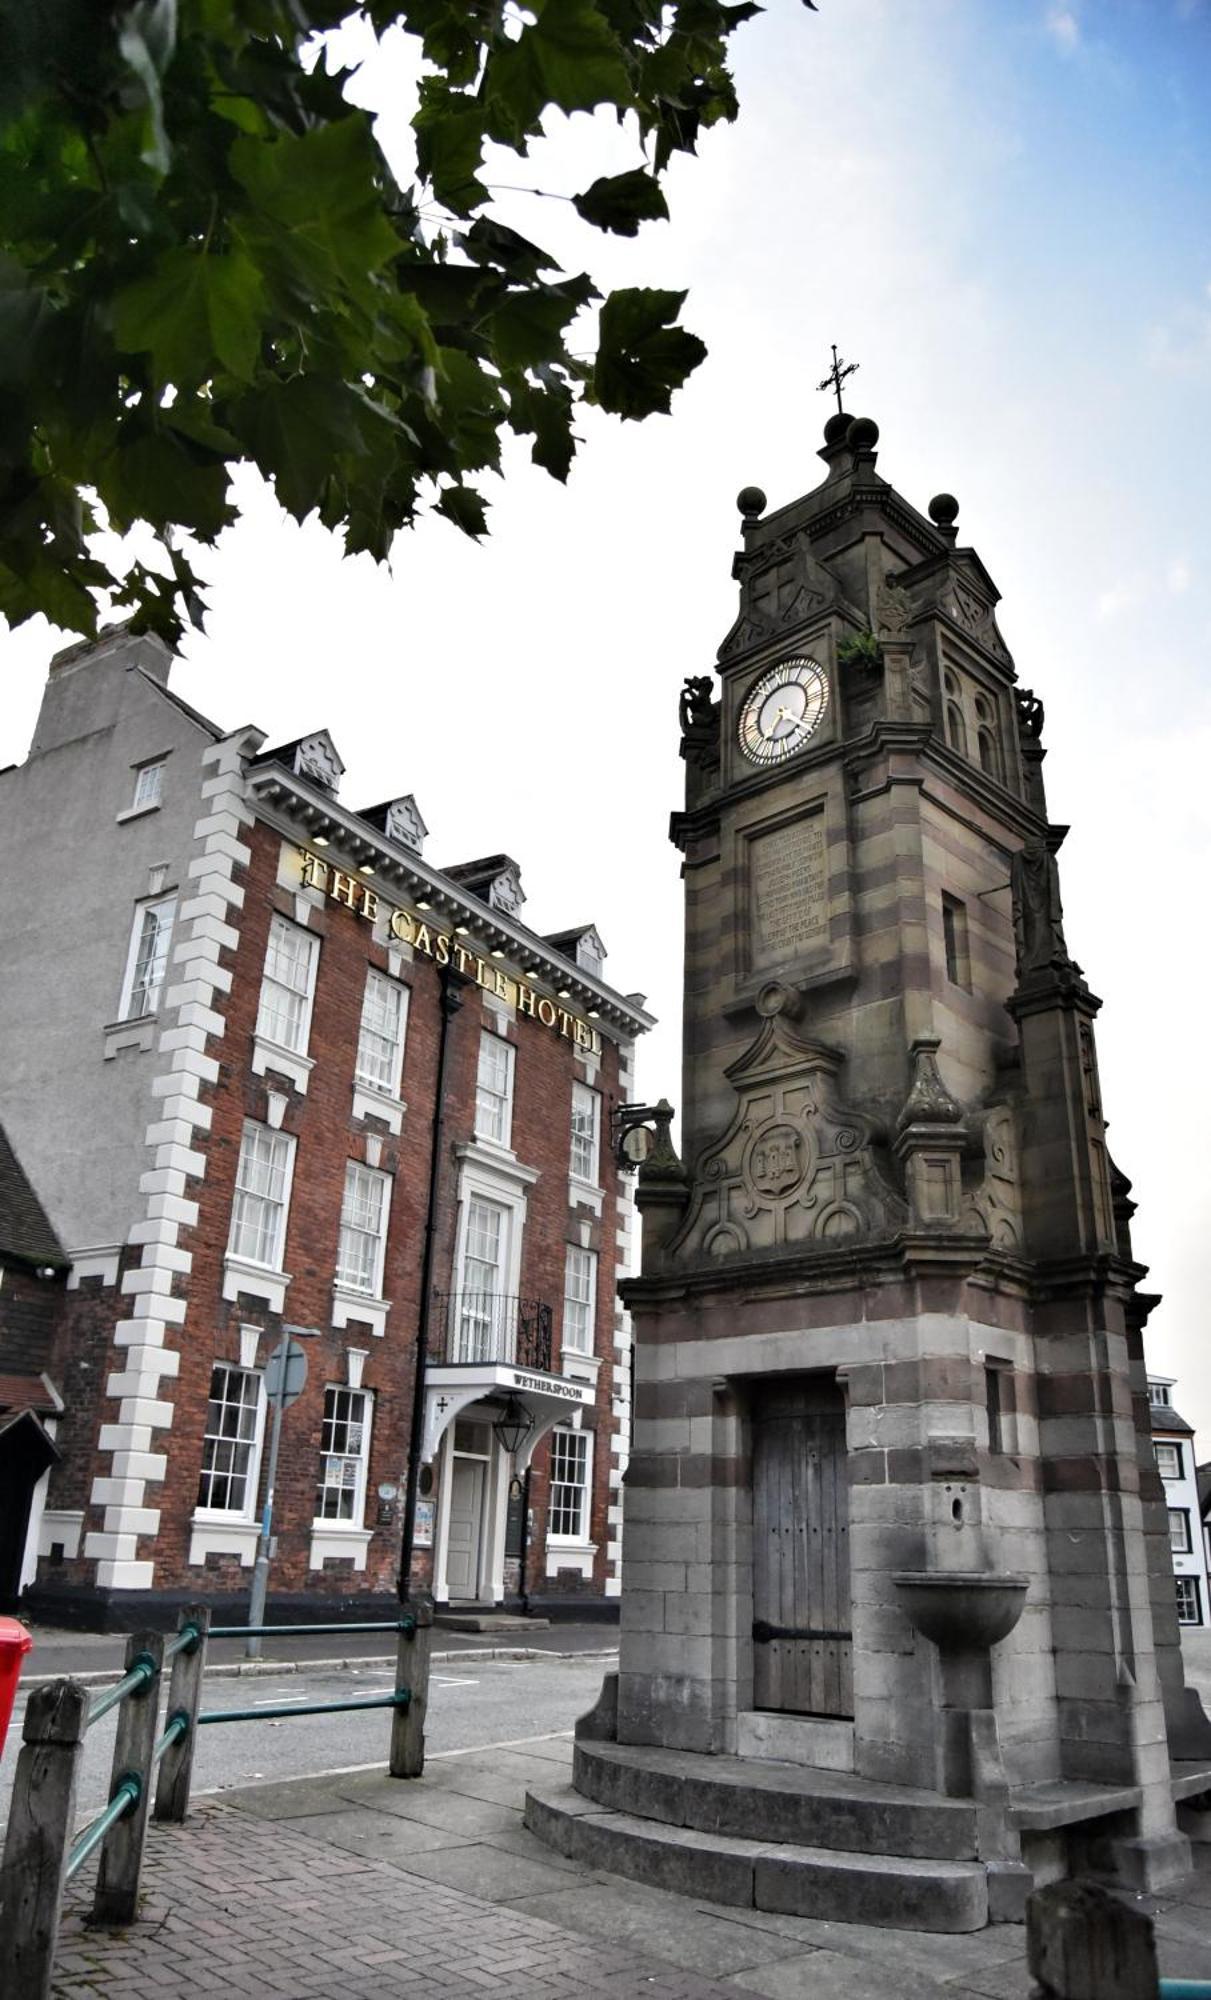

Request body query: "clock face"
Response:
[738, 657, 829, 765]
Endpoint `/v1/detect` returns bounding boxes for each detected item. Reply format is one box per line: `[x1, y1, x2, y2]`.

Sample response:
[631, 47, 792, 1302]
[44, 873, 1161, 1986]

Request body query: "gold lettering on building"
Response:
[297, 847, 601, 1054]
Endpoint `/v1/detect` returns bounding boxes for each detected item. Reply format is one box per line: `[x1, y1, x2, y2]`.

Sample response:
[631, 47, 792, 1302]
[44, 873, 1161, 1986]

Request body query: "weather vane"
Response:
[817, 343, 858, 416]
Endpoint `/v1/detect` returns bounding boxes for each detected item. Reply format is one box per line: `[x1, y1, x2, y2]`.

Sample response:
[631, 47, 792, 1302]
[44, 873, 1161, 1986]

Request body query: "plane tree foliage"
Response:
[0, 0, 763, 643]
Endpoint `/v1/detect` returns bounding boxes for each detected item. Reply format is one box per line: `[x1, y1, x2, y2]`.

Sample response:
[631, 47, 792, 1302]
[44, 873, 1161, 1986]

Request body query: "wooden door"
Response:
[751, 1376, 852, 1718]
[446, 1457, 486, 1599]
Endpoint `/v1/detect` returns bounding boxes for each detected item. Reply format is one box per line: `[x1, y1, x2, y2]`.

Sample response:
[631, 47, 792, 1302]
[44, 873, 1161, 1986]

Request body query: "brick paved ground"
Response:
[48, 1735, 1211, 1999]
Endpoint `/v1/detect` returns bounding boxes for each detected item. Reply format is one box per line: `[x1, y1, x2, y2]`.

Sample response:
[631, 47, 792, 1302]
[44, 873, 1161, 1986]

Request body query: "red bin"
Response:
[0, 1617, 33, 1763]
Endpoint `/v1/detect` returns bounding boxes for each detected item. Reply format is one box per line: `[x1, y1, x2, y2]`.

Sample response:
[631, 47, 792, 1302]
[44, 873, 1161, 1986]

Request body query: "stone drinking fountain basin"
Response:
[892, 1571, 1030, 1651]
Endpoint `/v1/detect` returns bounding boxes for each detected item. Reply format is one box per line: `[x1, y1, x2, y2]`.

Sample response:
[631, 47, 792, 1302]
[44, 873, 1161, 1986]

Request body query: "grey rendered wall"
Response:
[0, 634, 215, 1255]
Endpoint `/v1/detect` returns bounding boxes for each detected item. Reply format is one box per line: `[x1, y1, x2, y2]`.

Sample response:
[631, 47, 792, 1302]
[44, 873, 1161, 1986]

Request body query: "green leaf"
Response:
[509, 374, 576, 482]
[101, 428, 235, 542]
[113, 246, 268, 386]
[436, 484, 489, 536]
[593, 286, 707, 418]
[486, 277, 594, 370]
[413, 93, 489, 216]
[485, 0, 632, 144]
[573, 168, 669, 236]
[236, 375, 364, 520]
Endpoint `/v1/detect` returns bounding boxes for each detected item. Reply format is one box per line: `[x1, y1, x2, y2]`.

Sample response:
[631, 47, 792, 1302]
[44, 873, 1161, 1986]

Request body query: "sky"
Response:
[5, 2, 1211, 1430]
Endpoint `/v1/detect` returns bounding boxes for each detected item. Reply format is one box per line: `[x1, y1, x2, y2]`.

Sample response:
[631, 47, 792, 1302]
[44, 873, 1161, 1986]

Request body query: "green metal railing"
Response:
[2, 1601, 434, 1997]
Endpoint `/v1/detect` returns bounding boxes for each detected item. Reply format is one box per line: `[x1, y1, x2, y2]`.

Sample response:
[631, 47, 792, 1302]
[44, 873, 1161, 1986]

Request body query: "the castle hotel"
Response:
[0, 627, 651, 1624]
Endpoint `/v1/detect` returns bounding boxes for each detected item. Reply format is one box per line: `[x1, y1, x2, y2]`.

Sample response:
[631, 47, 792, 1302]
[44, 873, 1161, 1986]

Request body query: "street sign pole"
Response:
[245, 1332, 313, 1661]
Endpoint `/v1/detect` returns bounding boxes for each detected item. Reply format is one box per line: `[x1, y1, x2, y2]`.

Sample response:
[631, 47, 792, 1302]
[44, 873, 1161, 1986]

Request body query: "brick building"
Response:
[0, 628, 651, 1626]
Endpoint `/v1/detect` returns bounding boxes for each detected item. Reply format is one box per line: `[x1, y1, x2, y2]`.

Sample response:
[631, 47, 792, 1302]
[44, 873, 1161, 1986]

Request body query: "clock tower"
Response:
[527, 411, 1210, 1928]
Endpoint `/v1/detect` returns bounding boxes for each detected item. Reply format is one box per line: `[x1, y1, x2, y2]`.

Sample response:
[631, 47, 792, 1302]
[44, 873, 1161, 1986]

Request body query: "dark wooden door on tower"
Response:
[751, 1375, 853, 1718]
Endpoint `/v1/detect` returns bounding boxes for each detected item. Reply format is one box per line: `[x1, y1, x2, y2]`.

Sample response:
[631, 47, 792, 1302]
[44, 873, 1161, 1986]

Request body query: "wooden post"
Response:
[389, 1596, 434, 1778]
[93, 1631, 163, 1926]
[1027, 1879, 1158, 1999]
[155, 1604, 209, 1824]
[0, 1678, 89, 2000]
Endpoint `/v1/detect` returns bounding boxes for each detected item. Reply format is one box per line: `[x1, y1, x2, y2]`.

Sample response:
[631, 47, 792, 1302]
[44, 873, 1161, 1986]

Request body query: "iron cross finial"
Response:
[817, 343, 858, 416]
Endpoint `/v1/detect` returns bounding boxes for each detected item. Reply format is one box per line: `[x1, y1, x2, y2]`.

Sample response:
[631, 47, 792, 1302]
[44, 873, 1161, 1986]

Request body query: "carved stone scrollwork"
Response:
[960, 1106, 1023, 1251]
[672, 989, 906, 1260]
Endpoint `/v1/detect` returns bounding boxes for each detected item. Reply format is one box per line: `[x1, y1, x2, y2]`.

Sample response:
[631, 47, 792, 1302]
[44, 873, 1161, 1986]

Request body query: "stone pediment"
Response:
[671, 994, 906, 1261]
[719, 534, 853, 662]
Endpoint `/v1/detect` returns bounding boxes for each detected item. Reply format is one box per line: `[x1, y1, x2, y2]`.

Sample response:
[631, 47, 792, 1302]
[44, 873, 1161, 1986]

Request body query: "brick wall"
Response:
[75, 818, 629, 1607]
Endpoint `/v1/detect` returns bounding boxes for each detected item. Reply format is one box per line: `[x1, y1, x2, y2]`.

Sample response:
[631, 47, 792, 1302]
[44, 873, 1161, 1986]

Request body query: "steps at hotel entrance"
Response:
[524, 1740, 991, 1933]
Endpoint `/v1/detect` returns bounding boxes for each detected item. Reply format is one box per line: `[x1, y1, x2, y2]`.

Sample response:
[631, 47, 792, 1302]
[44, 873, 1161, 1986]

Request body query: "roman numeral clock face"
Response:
[738, 657, 829, 765]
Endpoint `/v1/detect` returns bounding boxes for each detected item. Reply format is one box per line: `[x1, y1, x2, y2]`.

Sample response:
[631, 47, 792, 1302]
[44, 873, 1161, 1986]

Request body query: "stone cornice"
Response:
[246, 764, 654, 1040]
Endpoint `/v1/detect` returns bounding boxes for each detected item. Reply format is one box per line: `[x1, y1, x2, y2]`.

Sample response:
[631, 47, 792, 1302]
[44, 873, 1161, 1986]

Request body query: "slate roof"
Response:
[0, 1124, 67, 1272]
[1151, 1401, 1196, 1438]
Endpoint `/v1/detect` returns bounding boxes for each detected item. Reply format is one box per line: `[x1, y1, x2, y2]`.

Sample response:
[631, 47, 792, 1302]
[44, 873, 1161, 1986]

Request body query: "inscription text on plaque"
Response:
[750, 816, 828, 970]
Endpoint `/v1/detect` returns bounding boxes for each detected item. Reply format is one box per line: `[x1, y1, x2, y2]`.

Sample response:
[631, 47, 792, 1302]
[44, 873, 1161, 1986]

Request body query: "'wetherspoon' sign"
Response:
[299, 849, 601, 1052]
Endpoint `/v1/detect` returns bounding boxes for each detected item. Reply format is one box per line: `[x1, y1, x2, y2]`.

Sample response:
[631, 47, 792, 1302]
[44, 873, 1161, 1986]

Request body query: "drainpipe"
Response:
[397, 963, 466, 1604]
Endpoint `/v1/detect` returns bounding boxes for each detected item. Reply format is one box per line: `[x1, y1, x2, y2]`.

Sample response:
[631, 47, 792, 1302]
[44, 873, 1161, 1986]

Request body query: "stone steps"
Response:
[573, 1737, 979, 1860]
[524, 1781, 989, 1933]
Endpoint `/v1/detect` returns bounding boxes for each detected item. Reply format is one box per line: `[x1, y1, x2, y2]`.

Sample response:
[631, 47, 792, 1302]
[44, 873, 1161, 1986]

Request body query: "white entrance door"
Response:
[447, 1456, 486, 1599]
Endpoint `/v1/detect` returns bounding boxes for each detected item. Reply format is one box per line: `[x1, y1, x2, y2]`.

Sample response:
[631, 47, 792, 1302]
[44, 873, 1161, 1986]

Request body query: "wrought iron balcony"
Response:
[434, 1292, 553, 1373]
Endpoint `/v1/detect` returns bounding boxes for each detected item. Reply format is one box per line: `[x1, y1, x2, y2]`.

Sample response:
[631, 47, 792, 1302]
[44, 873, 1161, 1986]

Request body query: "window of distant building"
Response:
[475, 1031, 515, 1147]
[1149, 1381, 1172, 1408]
[548, 1427, 592, 1542]
[336, 1163, 391, 1297]
[563, 1245, 597, 1356]
[196, 1365, 263, 1517]
[355, 970, 408, 1097]
[1177, 1575, 1202, 1626]
[315, 1387, 372, 1524]
[1170, 1509, 1193, 1555]
[256, 915, 319, 1057]
[570, 1084, 600, 1185]
[118, 896, 177, 1020]
[1157, 1442, 1183, 1482]
[228, 1122, 295, 1271]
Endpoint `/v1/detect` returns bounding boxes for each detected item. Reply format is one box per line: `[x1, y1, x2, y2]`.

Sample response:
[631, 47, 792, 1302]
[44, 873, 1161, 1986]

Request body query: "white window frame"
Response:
[1149, 1382, 1172, 1408]
[455, 1193, 510, 1362]
[314, 1386, 373, 1526]
[256, 915, 319, 1058]
[227, 1121, 296, 1272]
[475, 1030, 515, 1148]
[1177, 1574, 1202, 1626]
[548, 1426, 593, 1543]
[355, 969, 408, 1098]
[1157, 1442, 1183, 1481]
[335, 1162, 391, 1298]
[562, 1244, 597, 1356]
[570, 1083, 601, 1186]
[132, 760, 165, 810]
[1170, 1508, 1193, 1555]
[117, 895, 177, 1021]
[195, 1364, 265, 1520]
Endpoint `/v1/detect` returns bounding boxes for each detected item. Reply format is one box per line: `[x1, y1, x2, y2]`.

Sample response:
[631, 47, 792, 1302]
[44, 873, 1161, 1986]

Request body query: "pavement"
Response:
[45, 1732, 1211, 1999]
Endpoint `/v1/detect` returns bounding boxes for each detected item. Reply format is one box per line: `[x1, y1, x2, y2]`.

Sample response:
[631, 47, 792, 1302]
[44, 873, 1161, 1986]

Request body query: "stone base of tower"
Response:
[558, 1243, 1206, 1919]
[524, 1678, 1203, 1929]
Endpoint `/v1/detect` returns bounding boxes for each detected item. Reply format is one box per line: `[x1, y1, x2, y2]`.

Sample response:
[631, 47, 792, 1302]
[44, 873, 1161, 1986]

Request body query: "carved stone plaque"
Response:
[750, 816, 828, 970]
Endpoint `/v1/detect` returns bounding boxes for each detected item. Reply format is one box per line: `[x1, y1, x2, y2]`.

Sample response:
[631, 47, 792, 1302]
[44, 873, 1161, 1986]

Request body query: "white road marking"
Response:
[192, 1727, 575, 1797]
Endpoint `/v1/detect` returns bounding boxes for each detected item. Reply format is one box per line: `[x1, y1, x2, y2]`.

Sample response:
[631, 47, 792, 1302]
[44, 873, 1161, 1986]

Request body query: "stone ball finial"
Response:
[822, 412, 853, 446]
[929, 492, 960, 528]
[737, 485, 766, 521]
[847, 417, 879, 450]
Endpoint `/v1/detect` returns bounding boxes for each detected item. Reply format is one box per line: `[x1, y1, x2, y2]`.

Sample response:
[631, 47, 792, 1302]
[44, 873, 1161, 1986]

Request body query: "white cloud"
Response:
[1045, 5, 1081, 51]
[1168, 558, 1192, 593]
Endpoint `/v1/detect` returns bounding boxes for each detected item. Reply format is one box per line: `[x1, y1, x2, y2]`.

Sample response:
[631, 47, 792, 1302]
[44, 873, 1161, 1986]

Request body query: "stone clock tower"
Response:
[526, 413, 1211, 1929]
